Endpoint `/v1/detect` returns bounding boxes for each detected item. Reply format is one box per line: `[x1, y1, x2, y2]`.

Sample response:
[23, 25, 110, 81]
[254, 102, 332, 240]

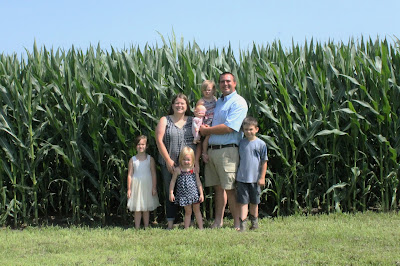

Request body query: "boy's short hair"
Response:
[242, 116, 258, 128]
[201, 80, 216, 92]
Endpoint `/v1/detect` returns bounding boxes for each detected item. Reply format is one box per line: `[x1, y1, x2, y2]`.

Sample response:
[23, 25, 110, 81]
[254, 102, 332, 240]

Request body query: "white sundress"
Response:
[127, 155, 160, 212]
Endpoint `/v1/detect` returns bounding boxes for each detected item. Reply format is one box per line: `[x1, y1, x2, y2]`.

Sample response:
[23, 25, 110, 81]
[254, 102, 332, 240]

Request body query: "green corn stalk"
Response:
[1, 36, 399, 225]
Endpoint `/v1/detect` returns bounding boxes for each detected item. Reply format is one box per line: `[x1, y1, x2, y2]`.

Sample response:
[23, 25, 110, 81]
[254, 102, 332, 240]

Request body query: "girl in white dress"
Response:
[127, 135, 159, 229]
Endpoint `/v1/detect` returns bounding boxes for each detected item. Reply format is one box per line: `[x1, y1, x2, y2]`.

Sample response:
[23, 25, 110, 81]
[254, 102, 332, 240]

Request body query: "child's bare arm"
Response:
[150, 157, 157, 196]
[127, 158, 134, 198]
[202, 135, 210, 163]
[258, 160, 268, 187]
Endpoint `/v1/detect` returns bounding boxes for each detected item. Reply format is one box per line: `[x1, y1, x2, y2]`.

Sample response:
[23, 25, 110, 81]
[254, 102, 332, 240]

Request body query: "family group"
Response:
[126, 72, 268, 232]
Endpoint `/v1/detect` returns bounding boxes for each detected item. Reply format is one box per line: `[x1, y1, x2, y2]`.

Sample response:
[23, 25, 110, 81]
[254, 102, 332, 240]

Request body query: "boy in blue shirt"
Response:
[236, 116, 268, 231]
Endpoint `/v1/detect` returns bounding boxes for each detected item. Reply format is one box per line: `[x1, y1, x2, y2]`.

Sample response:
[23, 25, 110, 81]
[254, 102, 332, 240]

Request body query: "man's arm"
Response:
[199, 124, 233, 136]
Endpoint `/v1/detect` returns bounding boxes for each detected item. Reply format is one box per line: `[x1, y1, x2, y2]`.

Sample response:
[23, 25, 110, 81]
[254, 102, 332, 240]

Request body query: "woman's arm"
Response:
[195, 172, 204, 203]
[150, 156, 157, 196]
[127, 158, 134, 199]
[194, 143, 201, 174]
[199, 123, 233, 136]
[155, 116, 175, 173]
[169, 168, 180, 202]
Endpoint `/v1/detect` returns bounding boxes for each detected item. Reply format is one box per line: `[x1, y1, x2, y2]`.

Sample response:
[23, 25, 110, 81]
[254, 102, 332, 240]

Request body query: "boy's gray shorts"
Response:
[236, 181, 261, 205]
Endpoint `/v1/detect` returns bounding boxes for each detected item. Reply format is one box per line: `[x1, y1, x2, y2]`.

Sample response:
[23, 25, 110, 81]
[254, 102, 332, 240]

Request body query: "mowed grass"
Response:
[1, 212, 399, 265]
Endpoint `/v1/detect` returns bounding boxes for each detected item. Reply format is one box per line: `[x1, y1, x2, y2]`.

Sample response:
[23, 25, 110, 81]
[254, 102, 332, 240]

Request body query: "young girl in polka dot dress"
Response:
[169, 147, 204, 229]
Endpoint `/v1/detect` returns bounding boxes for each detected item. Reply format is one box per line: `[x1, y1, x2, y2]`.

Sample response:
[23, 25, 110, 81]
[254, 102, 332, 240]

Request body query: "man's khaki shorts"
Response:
[204, 146, 239, 190]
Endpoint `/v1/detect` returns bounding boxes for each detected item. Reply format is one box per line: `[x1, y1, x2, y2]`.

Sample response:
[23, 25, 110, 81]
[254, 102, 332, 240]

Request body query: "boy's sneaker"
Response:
[249, 214, 259, 230]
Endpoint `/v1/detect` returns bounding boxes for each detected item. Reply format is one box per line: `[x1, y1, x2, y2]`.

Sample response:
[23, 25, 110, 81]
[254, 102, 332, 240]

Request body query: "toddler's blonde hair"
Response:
[201, 80, 216, 93]
[178, 146, 195, 168]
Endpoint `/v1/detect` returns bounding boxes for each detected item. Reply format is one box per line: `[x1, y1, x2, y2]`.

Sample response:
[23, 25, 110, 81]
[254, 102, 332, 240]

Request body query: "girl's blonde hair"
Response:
[178, 147, 195, 168]
[201, 80, 216, 93]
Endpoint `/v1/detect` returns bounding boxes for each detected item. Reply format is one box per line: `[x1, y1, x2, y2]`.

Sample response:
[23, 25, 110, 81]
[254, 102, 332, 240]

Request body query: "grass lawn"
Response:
[1, 212, 399, 265]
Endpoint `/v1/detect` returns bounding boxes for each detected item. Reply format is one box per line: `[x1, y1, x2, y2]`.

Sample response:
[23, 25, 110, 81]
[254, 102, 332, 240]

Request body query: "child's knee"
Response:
[185, 206, 193, 216]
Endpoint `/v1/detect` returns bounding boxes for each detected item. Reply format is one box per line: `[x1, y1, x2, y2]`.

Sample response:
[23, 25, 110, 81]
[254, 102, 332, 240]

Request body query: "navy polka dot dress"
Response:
[174, 168, 200, 206]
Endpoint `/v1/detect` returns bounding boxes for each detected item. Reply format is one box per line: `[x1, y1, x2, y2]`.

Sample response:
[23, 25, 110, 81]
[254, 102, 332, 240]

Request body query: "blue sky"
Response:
[1, 0, 399, 57]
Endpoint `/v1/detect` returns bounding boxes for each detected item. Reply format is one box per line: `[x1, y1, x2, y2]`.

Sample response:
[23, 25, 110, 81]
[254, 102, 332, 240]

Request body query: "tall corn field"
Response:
[0, 36, 399, 226]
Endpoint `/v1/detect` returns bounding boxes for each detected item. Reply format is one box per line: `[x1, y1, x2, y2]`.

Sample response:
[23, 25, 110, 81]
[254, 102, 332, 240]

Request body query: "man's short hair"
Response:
[219, 71, 236, 82]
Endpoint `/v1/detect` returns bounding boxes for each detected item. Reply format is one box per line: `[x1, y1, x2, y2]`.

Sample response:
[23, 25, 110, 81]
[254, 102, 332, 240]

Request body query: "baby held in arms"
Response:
[192, 104, 206, 144]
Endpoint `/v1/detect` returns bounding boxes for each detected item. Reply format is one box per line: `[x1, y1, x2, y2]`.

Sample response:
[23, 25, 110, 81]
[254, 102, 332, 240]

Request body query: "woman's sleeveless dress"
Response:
[158, 115, 197, 166]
